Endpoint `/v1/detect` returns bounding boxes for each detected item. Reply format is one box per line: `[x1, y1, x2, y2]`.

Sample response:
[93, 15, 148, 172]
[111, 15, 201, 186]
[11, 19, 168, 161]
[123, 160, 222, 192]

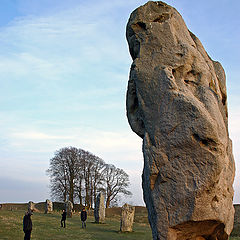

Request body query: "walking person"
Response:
[23, 211, 32, 240]
[61, 209, 67, 228]
[81, 207, 87, 228]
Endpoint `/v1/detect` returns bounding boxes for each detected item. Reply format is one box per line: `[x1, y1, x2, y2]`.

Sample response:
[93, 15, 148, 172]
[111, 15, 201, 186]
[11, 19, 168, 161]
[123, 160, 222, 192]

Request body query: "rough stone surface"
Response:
[64, 200, 73, 218]
[94, 193, 105, 223]
[45, 199, 53, 214]
[28, 201, 34, 213]
[126, 1, 235, 240]
[120, 204, 135, 232]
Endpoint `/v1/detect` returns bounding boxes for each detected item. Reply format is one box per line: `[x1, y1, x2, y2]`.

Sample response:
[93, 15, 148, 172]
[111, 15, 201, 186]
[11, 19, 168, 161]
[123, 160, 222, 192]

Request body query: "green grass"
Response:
[231, 222, 240, 240]
[0, 210, 152, 240]
[1, 209, 239, 240]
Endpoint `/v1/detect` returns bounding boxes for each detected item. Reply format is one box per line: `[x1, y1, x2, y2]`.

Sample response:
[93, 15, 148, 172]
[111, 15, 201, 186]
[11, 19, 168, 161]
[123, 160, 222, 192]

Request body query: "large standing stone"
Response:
[64, 200, 73, 218]
[94, 193, 105, 223]
[120, 204, 135, 232]
[126, 1, 235, 240]
[28, 201, 34, 213]
[45, 199, 53, 214]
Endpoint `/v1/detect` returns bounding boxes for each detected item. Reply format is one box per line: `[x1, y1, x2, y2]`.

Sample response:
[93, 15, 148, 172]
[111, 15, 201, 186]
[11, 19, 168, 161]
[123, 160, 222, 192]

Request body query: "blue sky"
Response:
[0, 0, 239, 205]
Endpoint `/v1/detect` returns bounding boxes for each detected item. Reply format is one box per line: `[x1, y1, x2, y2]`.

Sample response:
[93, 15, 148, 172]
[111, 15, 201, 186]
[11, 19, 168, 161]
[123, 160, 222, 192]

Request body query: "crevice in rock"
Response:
[176, 53, 184, 58]
[221, 94, 226, 106]
[127, 79, 145, 138]
[169, 220, 227, 240]
[153, 13, 170, 23]
[192, 133, 217, 151]
[156, 2, 165, 7]
[184, 79, 198, 85]
[136, 21, 147, 30]
[184, 70, 200, 85]
[212, 195, 219, 202]
[171, 66, 184, 80]
[188, 69, 197, 75]
[168, 123, 181, 135]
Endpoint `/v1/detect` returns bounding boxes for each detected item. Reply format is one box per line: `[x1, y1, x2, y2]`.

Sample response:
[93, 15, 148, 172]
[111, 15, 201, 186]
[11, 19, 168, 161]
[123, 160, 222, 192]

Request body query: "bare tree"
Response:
[78, 151, 105, 208]
[102, 164, 132, 208]
[62, 147, 79, 203]
[47, 147, 131, 208]
[47, 150, 69, 201]
[47, 147, 79, 203]
[90, 156, 105, 208]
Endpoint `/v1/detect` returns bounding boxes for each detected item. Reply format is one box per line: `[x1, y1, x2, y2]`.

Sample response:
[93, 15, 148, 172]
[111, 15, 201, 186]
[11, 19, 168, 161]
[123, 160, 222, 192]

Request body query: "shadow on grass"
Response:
[88, 222, 143, 236]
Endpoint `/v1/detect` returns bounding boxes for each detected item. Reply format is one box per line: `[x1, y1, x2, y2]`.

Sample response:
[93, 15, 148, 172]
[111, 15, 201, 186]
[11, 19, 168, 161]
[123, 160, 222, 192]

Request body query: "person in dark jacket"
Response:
[61, 209, 66, 228]
[23, 211, 32, 240]
[80, 207, 87, 228]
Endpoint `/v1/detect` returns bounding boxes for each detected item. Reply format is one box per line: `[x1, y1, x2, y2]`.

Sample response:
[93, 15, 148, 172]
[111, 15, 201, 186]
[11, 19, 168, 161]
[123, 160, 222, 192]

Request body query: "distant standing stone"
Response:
[64, 201, 73, 218]
[45, 199, 53, 214]
[120, 204, 135, 232]
[28, 201, 34, 213]
[94, 193, 105, 223]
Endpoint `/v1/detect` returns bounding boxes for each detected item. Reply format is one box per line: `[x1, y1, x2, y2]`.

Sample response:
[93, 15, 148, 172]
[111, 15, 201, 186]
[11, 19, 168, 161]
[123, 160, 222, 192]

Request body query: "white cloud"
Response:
[0, 1, 131, 101]
[11, 130, 71, 140]
[5, 125, 142, 157]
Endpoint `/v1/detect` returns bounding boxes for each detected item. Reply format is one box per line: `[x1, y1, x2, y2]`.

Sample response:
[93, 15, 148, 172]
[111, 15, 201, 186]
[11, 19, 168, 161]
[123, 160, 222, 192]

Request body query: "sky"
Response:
[0, 0, 239, 206]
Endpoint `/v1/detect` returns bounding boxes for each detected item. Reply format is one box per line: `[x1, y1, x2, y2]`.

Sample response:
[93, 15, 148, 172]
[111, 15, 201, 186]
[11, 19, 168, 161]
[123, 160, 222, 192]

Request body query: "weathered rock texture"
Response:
[94, 193, 105, 223]
[126, 1, 235, 240]
[64, 201, 73, 218]
[120, 203, 135, 232]
[45, 199, 53, 214]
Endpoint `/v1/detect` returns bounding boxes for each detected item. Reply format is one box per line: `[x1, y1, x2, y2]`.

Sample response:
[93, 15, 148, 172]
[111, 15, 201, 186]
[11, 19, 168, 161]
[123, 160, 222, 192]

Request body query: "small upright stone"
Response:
[28, 201, 34, 213]
[120, 204, 135, 232]
[45, 199, 53, 214]
[64, 200, 73, 218]
[94, 192, 105, 223]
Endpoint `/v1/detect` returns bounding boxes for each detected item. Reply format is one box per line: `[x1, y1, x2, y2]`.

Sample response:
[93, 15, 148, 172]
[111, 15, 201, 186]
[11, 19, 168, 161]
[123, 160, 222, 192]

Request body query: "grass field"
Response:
[1, 209, 240, 240]
[0, 210, 152, 240]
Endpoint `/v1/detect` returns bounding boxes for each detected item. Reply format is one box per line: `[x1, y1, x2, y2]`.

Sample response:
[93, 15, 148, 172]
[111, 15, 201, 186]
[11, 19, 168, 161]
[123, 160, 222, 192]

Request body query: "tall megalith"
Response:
[94, 192, 105, 223]
[120, 203, 135, 232]
[126, 1, 235, 240]
[64, 200, 73, 218]
[45, 199, 53, 214]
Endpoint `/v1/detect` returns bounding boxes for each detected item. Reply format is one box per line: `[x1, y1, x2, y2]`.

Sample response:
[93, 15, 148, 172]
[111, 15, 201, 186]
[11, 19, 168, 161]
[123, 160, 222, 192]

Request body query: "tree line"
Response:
[46, 147, 132, 208]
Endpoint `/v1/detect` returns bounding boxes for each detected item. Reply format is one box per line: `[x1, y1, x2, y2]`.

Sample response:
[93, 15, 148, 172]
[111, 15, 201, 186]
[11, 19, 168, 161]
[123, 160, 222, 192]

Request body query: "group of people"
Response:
[23, 207, 88, 240]
[61, 207, 87, 229]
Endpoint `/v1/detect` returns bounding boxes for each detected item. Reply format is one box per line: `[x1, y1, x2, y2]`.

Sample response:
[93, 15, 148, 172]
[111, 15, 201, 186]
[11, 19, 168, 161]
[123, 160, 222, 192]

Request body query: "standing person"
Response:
[23, 211, 32, 240]
[81, 207, 87, 228]
[61, 209, 67, 228]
